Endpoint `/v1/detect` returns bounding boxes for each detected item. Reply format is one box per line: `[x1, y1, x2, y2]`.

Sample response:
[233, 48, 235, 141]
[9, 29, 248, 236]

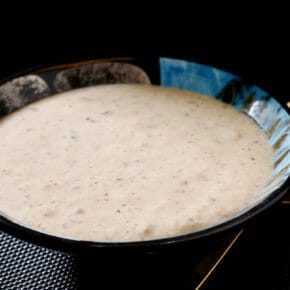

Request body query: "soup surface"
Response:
[0, 84, 273, 241]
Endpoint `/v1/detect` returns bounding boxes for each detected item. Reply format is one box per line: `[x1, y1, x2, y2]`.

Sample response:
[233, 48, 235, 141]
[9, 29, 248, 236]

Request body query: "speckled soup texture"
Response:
[0, 84, 273, 241]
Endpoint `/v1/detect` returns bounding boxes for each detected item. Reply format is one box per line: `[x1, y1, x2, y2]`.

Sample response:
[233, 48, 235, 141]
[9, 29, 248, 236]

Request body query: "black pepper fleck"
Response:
[85, 117, 96, 123]
[101, 111, 113, 116]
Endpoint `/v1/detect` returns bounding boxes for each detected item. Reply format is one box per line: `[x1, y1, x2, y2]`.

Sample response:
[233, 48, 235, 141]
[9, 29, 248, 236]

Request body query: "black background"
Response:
[0, 26, 289, 99]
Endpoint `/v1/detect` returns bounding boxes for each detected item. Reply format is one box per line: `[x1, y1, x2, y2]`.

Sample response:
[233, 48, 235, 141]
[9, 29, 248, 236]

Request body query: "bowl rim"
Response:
[0, 57, 289, 252]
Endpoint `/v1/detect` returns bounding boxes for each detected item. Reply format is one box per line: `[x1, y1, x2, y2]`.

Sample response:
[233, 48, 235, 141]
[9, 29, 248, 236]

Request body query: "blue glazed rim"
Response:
[0, 57, 289, 253]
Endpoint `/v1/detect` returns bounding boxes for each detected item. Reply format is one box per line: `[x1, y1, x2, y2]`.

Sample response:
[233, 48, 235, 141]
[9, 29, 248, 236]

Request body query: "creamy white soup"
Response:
[0, 84, 273, 241]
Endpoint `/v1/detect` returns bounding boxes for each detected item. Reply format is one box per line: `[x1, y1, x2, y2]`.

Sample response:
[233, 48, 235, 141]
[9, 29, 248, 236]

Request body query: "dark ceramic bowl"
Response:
[0, 57, 289, 255]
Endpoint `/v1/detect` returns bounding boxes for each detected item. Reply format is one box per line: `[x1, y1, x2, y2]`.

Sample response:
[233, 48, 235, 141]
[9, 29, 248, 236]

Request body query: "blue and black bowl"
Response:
[0, 57, 289, 255]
